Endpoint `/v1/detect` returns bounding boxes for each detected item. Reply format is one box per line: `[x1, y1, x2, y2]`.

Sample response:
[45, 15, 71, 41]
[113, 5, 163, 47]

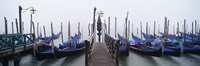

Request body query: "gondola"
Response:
[35, 32, 62, 60]
[168, 32, 200, 54]
[129, 33, 162, 57]
[147, 32, 181, 56]
[40, 31, 62, 40]
[54, 34, 85, 58]
[35, 44, 55, 60]
[118, 34, 129, 55]
[40, 31, 62, 44]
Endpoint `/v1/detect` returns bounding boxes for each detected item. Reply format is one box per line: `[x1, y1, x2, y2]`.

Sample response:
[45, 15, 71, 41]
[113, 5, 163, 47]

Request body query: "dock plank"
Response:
[89, 42, 116, 66]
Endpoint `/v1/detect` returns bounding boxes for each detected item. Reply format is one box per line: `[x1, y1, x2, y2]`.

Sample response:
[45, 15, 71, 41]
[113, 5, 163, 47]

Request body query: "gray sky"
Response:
[1, 0, 200, 38]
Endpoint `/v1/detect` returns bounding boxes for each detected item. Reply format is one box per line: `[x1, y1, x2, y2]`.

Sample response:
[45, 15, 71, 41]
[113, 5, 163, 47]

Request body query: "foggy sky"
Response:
[0, 0, 200, 38]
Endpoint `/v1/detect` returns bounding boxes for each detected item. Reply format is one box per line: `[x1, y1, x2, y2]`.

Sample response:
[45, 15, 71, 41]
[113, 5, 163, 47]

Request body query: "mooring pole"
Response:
[2, 56, 8, 66]
[108, 17, 110, 35]
[125, 12, 129, 56]
[14, 53, 20, 66]
[177, 22, 179, 36]
[184, 19, 186, 43]
[128, 20, 130, 40]
[32, 22, 36, 56]
[146, 22, 149, 41]
[15, 19, 19, 33]
[195, 20, 197, 36]
[4, 17, 8, 34]
[37, 22, 39, 37]
[93, 7, 96, 43]
[88, 23, 90, 36]
[30, 14, 32, 34]
[61, 22, 64, 44]
[137, 27, 138, 35]
[173, 25, 175, 35]
[19, 6, 22, 34]
[158, 24, 160, 35]
[140, 22, 142, 40]
[115, 17, 117, 38]
[146, 22, 148, 35]
[154, 21, 156, 36]
[68, 21, 71, 47]
[51, 22, 55, 54]
[192, 22, 194, 43]
[43, 26, 47, 45]
[148, 26, 151, 34]
[78, 22, 80, 43]
[12, 22, 14, 34]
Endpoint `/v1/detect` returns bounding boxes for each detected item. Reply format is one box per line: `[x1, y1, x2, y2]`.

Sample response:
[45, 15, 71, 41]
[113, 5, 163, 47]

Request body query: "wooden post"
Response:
[37, 22, 39, 37]
[93, 7, 96, 43]
[195, 20, 197, 36]
[108, 17, 110, 35]
[146, 22, 148, 35]
[43, 26, 47, 45]
[115, 17, 117, 38]
[167, 20, 170, 38]
[32, 22, 36, 56]
[128, 20, 130, 40]
[40, 27, 42, 37]
[102, 22, 105, 43]
[177, 22, 179, 36]
[19, 6, 22, 34]
[61, 22, 64, 44]
[91, 24, 93, 36]
[14, 53, 20, 66]
[125, 12, 129, 56]
[82, 27, 83, 39]
[15, 19, 19, 33]
[192, 22, 194, 43]
[12, 22, 14, 34]
[186, 24, 188, 34]
[2, 56, 8, 66]
[123, 23, 125, 37]
[68, 21, 71, 47]
[164, 17, 167, 38]
[158, 24, 160, 35]
[173, 25, 175, 35]
[140, 22, 142, 40]
[184, 19, 186, 43]
[132, 23, 133, 35]
[51, 22, 55, 54]
[22, 22, 24, 33]
[149, 26, 150, 35]
[115, 40, 120, 66]
[4, 17, 8, 34]
[78, 22, 80, 43]
[88, 23, 90, 36]
[30, 14, 32, 34]
[154, 21, 156, 36]
[85, 40, 89, 66]
[137, 27, 138, 35]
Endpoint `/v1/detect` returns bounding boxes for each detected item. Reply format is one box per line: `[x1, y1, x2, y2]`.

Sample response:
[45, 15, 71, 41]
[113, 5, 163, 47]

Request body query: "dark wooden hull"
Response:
[54, 47, 85, 58]
[35, 45, 55, 60]
[163, 47, 181, 57]
[130, 46, 162, 57]
[183, 45, 200, 54]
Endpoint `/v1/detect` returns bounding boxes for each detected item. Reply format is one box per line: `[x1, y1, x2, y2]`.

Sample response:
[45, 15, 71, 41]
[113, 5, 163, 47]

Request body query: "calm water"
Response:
[1, 38, 200, 66]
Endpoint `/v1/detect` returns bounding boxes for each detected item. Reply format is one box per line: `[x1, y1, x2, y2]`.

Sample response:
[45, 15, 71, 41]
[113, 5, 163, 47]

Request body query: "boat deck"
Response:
[89, 42, 116, 66]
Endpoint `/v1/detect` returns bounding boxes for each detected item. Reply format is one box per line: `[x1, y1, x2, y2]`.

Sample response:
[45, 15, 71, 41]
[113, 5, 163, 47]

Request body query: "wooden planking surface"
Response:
[89, 42, 116, 66]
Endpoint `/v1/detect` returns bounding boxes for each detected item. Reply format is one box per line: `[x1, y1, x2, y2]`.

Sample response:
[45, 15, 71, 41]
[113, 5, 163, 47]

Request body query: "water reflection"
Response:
[119, 51, 200, 66]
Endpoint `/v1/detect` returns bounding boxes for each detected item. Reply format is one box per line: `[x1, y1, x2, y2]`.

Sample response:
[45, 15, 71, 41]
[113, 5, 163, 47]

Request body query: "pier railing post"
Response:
[85, 40, 89, 66]
[115, 40, 120, 66]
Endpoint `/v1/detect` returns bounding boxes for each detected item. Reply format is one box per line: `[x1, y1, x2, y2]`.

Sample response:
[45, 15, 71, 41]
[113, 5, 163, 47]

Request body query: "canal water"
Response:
[1, 38, 200, 66]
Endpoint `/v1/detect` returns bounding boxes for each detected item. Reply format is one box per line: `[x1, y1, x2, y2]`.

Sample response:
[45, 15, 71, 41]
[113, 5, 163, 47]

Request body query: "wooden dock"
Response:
[88, 42, 116, 66]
